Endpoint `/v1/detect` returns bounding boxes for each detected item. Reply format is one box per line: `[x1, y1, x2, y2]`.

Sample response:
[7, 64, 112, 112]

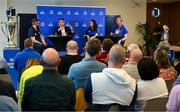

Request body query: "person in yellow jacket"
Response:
[18, 65, 43, 105]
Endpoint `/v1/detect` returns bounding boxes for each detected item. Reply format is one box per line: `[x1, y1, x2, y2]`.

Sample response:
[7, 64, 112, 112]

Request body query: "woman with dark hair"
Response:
[135, 57, 168, 111]
[85, 19, 99, 40]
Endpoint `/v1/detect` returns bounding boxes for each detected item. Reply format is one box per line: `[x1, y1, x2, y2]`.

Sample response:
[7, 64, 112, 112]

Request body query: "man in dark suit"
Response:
[54, 18, 73, 36]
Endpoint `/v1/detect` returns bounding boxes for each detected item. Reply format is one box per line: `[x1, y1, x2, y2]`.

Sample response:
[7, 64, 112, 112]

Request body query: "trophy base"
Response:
[5, 41, 16, 48]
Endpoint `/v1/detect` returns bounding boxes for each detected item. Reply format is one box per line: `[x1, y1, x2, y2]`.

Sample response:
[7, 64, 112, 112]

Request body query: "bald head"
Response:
[41, 48, 60, 67]
[129, 48, 143, 63]
[127, 44, 139, 53]
[109, 44, 126, 65]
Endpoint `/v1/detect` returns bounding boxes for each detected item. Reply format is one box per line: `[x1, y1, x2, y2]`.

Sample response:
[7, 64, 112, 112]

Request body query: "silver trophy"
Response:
[1, 21, 17, 48]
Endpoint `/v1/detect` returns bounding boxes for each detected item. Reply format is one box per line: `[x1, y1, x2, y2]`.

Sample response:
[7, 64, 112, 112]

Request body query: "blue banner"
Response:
[3, 48, 20, 90]
[36, 5, 106, 54]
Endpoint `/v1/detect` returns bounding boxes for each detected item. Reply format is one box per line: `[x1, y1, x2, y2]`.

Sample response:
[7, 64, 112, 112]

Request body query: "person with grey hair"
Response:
[0, 56, 8, 74]
[58, 40, 83, 74]
[155, 41, 174, 66]
[158, 41, 170, 51]
[127, 43, 139, 58]
[123, 48, 143, 81]
[22, 48, 75, 111]
[84, 45, 136, 111]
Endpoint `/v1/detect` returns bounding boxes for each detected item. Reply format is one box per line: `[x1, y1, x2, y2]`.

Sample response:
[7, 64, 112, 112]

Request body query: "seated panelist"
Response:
[110, 15, 128, 46]
[85, 19, 98, 41]
[54, 18, 73, 36]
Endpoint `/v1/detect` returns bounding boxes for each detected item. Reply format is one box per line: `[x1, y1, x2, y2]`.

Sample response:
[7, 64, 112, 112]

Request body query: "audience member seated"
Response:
[0, 56, 8, 74]
[167, 75, 180, 111]
[84, 45, 137, 111]
[158, 41, 174, 66]
[22, 48, 75, 111]
[0, 57, 17, 103]
[123, 48, 143, 81]
[0, 96, 20, 111]
[68, 38, 106, 89]
[154, 48, 177, 80]
[127, 43, 139, 58]
[0, 56, 11, 83]
[19, 58, 43, 105]
[68, 38, 106, 111]
[135, 57, 168, 111]
[14, 38, 41, 81]
[58, 40, 83, 75]
[175, 61, 180, 75]
[96, 38, 114, 65]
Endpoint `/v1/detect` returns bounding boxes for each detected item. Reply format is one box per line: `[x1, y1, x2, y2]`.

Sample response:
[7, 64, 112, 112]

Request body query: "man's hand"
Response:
[43, 41, 47, 47]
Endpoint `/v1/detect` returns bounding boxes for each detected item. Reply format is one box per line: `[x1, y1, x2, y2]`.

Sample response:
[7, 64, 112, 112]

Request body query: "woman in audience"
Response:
[96, 38, 114, 65]
[135, 57, 168, 111]
[166, 75, 180, 111]
[19, 57, 43, 104]
[154, 48, 177, 80]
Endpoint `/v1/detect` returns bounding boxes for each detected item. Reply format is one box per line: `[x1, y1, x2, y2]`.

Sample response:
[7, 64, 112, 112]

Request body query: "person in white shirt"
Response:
[134, 57, 168, 111]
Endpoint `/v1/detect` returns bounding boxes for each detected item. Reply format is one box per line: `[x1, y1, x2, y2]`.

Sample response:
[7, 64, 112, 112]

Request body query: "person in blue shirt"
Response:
[28, 18, 47, 54]
[14, 38, 41, 81]
[85, 19, 99, 41]
[111, 15, 128, 46]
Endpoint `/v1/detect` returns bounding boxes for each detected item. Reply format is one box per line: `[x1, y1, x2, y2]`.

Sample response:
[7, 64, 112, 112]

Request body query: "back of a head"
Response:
[109, 44, 126, 65]
[25, 58, 40, 69]
[24, 38, 33, 48]
[41, 48, 60, 67]
[159, 41, 170, 51]
[0, 56, 8, 69]
[154, 48, 171, 69]
[127, 44, 139, 53]
[85, 38, 101, 57]
[138, 57, 159, 80]
[66, 40, 78, 51]
[102, 38, 114, 52]
[130, 48, 143, 63]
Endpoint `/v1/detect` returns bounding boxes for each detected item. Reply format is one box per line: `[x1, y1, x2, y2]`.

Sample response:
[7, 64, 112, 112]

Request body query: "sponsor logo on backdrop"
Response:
[66, 22, 71, 27]
[83, 11, 87, 15]
[74, 22, 79, 27]
[40, 10, 45, 15]
[100, 33, 103, 36]
[48, 22, 54, 27]
[98, 23, 103, 27]
[40, 22, 45, 27]
[74, 11, 80, 15]
[57, 10, 63, 15]
[74, 34, 80, 39]
[99, 11, 103, 16]
[49, 10, 54, 15]
[82, 22, 87, 27]
[90, 11, 95, 16]
[66, 11, 71, 15]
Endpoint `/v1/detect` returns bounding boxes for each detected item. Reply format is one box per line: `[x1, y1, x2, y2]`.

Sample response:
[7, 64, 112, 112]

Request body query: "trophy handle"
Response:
[1, 24, 8, 38]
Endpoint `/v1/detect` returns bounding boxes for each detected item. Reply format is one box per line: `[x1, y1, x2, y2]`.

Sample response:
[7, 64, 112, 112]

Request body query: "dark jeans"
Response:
[33, 42, 43, 54]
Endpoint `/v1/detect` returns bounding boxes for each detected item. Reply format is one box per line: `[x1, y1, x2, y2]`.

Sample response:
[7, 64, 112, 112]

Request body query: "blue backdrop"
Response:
[36, 5, 106, 54]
